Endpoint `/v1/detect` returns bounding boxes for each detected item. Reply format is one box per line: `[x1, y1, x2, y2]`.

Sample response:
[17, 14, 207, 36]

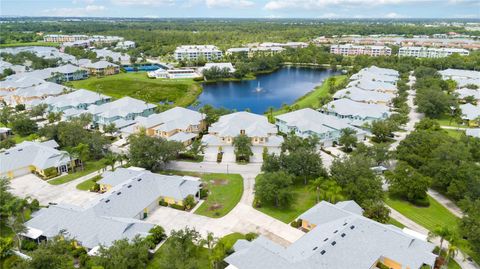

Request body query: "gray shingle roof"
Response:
[225, 201, 436, 269]
[322, 98, 390, 120]
[209, 112, 278, 137]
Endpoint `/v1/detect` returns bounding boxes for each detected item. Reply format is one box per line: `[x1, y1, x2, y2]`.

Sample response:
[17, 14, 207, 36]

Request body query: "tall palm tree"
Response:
[7, 215, 27, 251]
[445, 233, 459, 267]
[428, 226, 451, 254]
[104, 153, 117, 171]
[319, 180, 344, 204]
[309, 177, 325, 204]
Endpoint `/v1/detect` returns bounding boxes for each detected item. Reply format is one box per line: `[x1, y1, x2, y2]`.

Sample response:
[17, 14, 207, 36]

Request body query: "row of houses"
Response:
[398, 47, 470, 58]
[275, 66, 397, 147]
[225, 200, 437, 269]
[22, 167, 202, 252]
[44, 34, 125, 45]
[329, 44, 470, 58]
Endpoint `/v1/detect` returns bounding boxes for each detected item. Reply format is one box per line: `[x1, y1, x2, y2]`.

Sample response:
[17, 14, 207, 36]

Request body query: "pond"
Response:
[197, 67, 340, 114]
[123, 64, 163, 72]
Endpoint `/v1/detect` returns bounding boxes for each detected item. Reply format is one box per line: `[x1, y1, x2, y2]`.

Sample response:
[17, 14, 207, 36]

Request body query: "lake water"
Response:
[197, 67, 340, 114]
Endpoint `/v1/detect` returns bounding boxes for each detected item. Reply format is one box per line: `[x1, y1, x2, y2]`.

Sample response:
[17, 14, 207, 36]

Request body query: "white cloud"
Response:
[42, 5, 105, 16]
[384, 12, 403, 18]
[111, 0, 175, 6]
[318, 12, 339, 18]
[264, 0, 430, 10]
[205, 0, 254, 8]
[72, 0, 96, 4]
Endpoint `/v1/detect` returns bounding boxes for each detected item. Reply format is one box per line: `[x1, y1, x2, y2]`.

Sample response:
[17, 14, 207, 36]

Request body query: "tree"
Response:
[459, 199, 480, 254]
[103, 122, 118, 135]
[0, 237, 13, 259]
[29, 104, 48, 120]
[199, 105, 230, 127]
[362, 200, 390, 223]
[316, 179, 344, 204]
[428, 226, 452, 254]
[148, 225, 166, 245]
[183, 194, 196, 210]
[233, 134, 253, 162]
[13, 236, 75, 269]
[0, 106, 14, 126]
[254, 171, 294, 208]
[281, 148, 326, 185]
[370, 120, 396, 143]
[339, 128, 357, 152]
[128, 133, 184, 171]
[188, 140, 205, 158]
[93, 236, 150, 269]
[47, 112, 62, 123]
[104, 152, 117, 171]
[157, 228, 202, 269]
[11, 115, 38, 137]
[330, 155, 383, 206]
[6, 215, 26, 251]
[386, 161, 431, 205]
[309, 177, 325, 204]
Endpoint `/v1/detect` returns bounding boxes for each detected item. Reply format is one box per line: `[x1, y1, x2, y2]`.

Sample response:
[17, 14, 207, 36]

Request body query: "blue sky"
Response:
[1, 0, 479, 19]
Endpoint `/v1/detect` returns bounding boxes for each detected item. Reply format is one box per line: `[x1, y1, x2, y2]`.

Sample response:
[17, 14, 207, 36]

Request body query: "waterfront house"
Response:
[275, 108, 366, 147]
[224, 200, 437, 269]
[201, 112, 283, 163]
[333, 86, 395, 105]
[321, 98, 391, 125]
[174, 45, 223, 61]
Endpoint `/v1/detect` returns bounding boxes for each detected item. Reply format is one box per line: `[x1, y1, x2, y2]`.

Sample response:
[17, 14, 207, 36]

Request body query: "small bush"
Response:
[290, 219, 302, 228]
[43, 167, 59, 179]
[149, 225, 166, 244]
[21, 240, 37, 251]
[170, 204, 186, 211]
[30, 199, 40, 211]
[199, 188, 209, 199]
[245, 233, 258, 241]
[412, 197, 430, 207]
[159, 199, 168, 207]
[72, 247, 87, 258]
[253, 197, 261, 208]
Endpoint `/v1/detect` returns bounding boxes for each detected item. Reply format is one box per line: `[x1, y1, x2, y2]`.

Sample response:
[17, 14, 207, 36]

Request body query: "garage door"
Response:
[204, 147, 219, 162]
[12, 167, 31, 178]
[221, 146, 236, 163]
[250, 146, 264, 163]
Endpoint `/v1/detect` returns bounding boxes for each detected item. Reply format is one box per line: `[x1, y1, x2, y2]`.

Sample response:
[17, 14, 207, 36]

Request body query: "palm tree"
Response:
[309, 177, 325, 204]
[104, 153, 117, 171]
[445, 233, 459, 267]
[428, 226, 451, 254]
[7, 215, 27, 251]
[319, 180, 344, 204]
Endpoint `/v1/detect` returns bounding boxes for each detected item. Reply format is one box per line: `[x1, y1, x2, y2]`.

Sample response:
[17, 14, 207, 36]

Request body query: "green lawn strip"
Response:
[448, 259, 462, 269]
[386, 195, 479, 263]
[76, 175, 102, 191]
[48, 159, 106, 185]
[436, 115, 466, 128]
[271, 74, 347, 117]
[0, 42, 60, 48]
[67, 73, 202, 107]
[11, 133, 37, 143]
[194, 173, 243, 218]
[218, 233, 246, 250]
[387, 217, 406, 229]
[444, 129, 465, 139]
[255, 181, 318, 223]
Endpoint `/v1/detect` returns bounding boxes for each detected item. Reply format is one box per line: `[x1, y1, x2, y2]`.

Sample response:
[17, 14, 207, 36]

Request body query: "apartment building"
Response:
[174, 45, 223, 61]
[43, 34, 89, 43]
[398, 47, 470, 58]
[330, 44, 392, 56]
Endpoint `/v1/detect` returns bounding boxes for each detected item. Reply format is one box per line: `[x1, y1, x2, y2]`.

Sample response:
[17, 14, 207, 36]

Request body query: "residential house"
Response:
[86, 96, 156, 127]
[121, 107, 206, 145]
[455, 88, 480, 103]
[23, 167, 201, 251]
[147, 68, 201, 79]
[37, 89, 111, 116]
[275, 108, 367, 147]
[333, 86, 395, 105]
[439, 69, 480, 87]
[92, 48, 131, 65]
[200, 63, 236, 74]
[174, 45, 223, 61]
[330, 44, 392, 56]
[115, 41, 136, 49]
[460, 103, 480, 127]
[321, 98, 391, 125]
[201, 112, 284, 163]
[82, 60, 119, 76]
[48, 64, 88, 82]
[0, 140, 74, 179]
[7, 82, 69, 106]
[224, 200, 437, 269]
[347, 79, 397, 93]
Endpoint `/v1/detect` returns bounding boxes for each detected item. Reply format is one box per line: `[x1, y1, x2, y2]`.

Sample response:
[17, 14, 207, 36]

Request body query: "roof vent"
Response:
[137, 178, 142, 182]
[331, 241, 336, 246]
[334, 230, 338, 233]
[117, 192, 121, 195]
[320, 250, 326, 255]
[343, 222, 347, 226]
[341, 233, 346, 237]
[350, 225, 355, 230]
[105, 199, 110, 203]
[323, 238, 328, 242]
[313, 247, 318, 251]
[18, 149, 23, 151]
[127, 185, 132, 188]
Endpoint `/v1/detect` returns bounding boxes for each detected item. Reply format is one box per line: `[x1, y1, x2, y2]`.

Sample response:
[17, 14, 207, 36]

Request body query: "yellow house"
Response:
[83, 60, 119, 76]
[0, 140, 72, 179]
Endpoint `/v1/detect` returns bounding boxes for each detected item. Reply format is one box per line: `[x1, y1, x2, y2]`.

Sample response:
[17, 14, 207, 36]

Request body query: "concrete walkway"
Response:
[427, 189, 464, 218]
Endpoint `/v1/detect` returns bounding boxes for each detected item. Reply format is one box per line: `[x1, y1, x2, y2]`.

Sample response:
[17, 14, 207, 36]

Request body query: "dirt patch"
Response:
[209, 203, 223, 211]
[212, 179, 228, 185]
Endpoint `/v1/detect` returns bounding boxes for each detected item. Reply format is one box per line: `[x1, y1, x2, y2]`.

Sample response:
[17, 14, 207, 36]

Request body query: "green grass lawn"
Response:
[0, 42, 60, 48]
[444, 129, 465, 139]
[11, 133, 38, 144]
[271, 75, 347, 117]
[255, 180, 318, 223]
[194, 173, 244, 218]
[67, 72, 202, 107]
[218, 233, 246, 250]
[448, 259, 462, 269]
[436, 115, 466, 128]
[387, 217, 406, 229]
[48, 159, 106, 185]
[386, 195, 479, 263]
[76, 175, 102, 191]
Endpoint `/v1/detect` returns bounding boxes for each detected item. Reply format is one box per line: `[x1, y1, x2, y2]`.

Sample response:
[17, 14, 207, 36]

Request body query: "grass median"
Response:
[48, 159, 106, 185]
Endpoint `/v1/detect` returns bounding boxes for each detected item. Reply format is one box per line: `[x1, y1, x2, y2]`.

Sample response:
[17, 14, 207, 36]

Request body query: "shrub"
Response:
[170, 203, 186, 211]
[183, 195, 196, 210]
[290, 219, 302, 228]
[42, 167, 59, 179]
[245, 233, 258, 241]
[91, 183, 100, 192]
[72, 247, 87, 258]
[199, 188, 209, 199]
[30, 199, 40, 211]
[412, 196, 430, 207]
[253, 197, 261, 208]
[158, 199, 168, 207]
[20, 240, 37, 251]
[149, 226, 166, 244]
